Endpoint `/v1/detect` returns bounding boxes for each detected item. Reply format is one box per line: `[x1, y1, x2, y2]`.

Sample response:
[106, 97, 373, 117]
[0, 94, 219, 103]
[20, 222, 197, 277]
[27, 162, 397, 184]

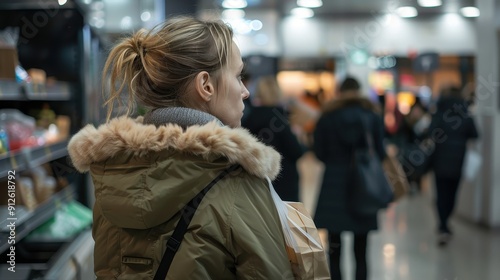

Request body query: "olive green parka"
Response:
[68, 116, 294, 280]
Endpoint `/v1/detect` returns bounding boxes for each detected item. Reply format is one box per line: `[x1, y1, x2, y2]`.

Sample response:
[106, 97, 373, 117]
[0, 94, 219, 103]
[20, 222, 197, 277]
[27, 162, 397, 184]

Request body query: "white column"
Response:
[457, 0, 500, 228]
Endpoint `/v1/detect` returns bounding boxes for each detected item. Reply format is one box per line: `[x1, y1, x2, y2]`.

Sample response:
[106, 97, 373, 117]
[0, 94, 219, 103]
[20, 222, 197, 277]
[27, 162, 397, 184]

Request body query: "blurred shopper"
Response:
[313, 77, 386, 280]
[285, 90, 321, 148]
[398, 99, 432, 193]
[242, 75, 306, 202]
[68, 16, 294, 279]
[429, 86, 479, 246]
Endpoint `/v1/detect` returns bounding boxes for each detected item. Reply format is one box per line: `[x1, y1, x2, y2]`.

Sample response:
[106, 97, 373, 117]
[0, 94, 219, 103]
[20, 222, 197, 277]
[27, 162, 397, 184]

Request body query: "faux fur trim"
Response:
[68, 116, 282, 180]
[322, 95, 380, 114]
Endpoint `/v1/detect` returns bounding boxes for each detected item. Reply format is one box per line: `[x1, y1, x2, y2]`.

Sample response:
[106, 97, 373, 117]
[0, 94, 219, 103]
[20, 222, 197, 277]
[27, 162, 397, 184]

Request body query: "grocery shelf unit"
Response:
[0, 0, 104, 278]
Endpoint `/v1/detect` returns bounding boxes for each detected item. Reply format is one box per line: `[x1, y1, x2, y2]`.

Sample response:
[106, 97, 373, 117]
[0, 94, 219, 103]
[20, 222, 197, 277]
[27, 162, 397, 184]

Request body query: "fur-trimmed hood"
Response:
[68, 116, 282, 229]
[68, 116, 281, 179]
[321, 95, 380, 114]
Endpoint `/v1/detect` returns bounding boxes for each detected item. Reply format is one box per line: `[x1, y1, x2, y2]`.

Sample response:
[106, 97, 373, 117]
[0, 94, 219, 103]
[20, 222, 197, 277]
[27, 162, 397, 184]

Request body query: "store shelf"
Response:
[0, 228, 92, 280]
[0, 184, 76, 254]
[44, 228, 94, 280]
[0, 81, 72, 101]
[0, 140, 69, 179]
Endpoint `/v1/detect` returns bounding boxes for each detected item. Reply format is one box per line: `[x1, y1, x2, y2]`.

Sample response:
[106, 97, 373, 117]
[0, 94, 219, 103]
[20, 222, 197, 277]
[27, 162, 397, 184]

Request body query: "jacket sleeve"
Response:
[227, 176, 294, 280]
[313, 115, 328, 162]
[280, 123, 306, 162]
[465, 116, 479, 140]
[372, 114, 387, 160]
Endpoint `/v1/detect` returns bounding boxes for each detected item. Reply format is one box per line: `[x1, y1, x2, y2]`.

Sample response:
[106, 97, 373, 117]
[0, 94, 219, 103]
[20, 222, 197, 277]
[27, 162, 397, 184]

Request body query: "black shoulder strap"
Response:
[153, 165, 240, 280]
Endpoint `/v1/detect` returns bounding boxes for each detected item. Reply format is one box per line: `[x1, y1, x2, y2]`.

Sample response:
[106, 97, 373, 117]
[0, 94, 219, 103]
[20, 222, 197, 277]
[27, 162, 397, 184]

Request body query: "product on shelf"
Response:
[37, 103, 56, 129]
[0, 27, 19, 80]
[27, 68, 47, 93]
[56, 115, 70, 140]
[17, 177, 38, 211]
[25, 201, 92, 241]
[0, 125, 8, 155]
[30, 165, 56, 204]
[0, 109, 37, 151]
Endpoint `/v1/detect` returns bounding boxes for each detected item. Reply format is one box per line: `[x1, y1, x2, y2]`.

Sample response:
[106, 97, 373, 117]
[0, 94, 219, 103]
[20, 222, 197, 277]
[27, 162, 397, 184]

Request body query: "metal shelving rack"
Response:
[0, 140, 70, 179]
[0, 184, 76, 254]
[0, 0, 101, 278]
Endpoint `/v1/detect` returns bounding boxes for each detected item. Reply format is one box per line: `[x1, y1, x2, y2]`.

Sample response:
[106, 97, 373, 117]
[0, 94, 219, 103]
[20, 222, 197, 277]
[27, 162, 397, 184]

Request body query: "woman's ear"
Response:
[194, 71, 215, 102]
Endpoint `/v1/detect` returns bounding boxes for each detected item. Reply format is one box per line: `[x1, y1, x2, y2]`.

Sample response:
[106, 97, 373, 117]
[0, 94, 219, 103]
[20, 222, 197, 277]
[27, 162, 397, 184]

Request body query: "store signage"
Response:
[413, 52, 440, 72]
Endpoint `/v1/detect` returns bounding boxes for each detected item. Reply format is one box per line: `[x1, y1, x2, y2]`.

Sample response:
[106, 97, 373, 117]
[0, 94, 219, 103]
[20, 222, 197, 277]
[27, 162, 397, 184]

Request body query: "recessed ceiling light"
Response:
[222, 9, 246, 19]
[396, 6, 418, 18]
[250, 20, 263, 31]
[120, 16, 132, 30]
[222, 0, 248, 9]
[297, 0, 323, 8]
[417, 0, 442, 8]
[291, 7, 314, 18]
[141, 11, 151, 22]
[460, 7, 480, 17]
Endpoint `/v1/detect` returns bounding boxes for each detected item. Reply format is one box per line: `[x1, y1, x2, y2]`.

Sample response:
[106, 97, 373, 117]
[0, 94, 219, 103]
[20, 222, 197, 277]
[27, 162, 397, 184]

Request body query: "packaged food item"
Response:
[30, 166, 55, 204]
[0, 125, 9, 155]
[37, 103, 56, 129]
[0, 109, 37, 151]
[0, 27, 20, 80]
[17, 177, 38, 211]
[26, 201, 93, 241]
[37, 176, 57, 204]
[56, 115, 71, 140]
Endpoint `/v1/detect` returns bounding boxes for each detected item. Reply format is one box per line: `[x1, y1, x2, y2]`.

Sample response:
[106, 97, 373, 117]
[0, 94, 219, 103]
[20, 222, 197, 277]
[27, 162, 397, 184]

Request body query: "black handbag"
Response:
[400, 138, 435, 181]
[348, 133, 393, 217]
[153, 165, 239, 280]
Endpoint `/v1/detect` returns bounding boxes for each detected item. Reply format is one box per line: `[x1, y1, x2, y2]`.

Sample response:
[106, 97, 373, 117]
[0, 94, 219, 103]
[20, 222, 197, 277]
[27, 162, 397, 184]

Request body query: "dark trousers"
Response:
[329, 232, 368, 280]
[435, 176, 461, 233]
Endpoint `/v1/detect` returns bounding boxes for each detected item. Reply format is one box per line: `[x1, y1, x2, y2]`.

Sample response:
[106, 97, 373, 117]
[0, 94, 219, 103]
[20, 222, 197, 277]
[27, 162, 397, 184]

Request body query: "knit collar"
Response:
[143, 107, 224, 129]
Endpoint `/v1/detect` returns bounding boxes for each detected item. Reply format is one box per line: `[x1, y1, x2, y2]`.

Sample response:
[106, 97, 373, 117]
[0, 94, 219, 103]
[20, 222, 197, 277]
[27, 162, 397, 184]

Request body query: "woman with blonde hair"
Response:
[68, 16, 293, 279]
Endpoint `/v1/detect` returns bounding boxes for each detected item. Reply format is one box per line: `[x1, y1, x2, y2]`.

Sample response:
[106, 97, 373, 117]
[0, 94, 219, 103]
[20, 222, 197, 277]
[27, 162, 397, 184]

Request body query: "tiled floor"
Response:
[297, 152, 500, 280]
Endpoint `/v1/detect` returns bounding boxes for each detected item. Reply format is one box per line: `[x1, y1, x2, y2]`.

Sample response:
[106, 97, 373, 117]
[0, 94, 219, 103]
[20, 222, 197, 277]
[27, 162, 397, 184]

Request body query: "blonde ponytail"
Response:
[101, 16, 234, 122]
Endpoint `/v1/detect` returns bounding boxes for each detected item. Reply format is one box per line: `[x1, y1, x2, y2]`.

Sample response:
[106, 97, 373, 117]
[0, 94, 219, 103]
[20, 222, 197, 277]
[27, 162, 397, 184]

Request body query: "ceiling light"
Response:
[222, 9, 246, 19]
[222, 0, 248, 9]
[120, 16, 133, 30]
[396, 6, 418, 18]
[417, 0, 442, 8]
[227, 19, 252, 34]
[297, 0, 323, 8]
[141, 11, 151, 22]
[291, 7, 314, 18]
[250, 20, 263, 31]
[460, 7, 480, 17]
[58, 0, 67, 5]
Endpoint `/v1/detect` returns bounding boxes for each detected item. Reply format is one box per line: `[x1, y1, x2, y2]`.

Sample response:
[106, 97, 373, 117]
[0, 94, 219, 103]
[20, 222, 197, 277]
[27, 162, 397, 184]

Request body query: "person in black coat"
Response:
[313, 77, 386, 280]
[428, 86, 479, 246]
[242, 75, 306, 202]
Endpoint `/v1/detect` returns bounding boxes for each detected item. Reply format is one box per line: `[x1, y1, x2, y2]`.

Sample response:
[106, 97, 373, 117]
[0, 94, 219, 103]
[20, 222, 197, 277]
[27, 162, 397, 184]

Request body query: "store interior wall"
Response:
[243, 13, 477, 57]
[231, 11, 477, 101]
[460, 0, 500, 228]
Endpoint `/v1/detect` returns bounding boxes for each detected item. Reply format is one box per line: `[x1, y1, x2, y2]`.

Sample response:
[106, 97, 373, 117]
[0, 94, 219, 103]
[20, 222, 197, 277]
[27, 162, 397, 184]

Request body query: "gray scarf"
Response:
[143, 107, 223, 129]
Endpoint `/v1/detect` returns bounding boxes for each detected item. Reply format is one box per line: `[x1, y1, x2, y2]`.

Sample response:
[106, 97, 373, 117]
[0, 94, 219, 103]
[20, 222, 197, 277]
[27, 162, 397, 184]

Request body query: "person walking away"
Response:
[428, 86, 479, 246]
[313, 77, 386, 280]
